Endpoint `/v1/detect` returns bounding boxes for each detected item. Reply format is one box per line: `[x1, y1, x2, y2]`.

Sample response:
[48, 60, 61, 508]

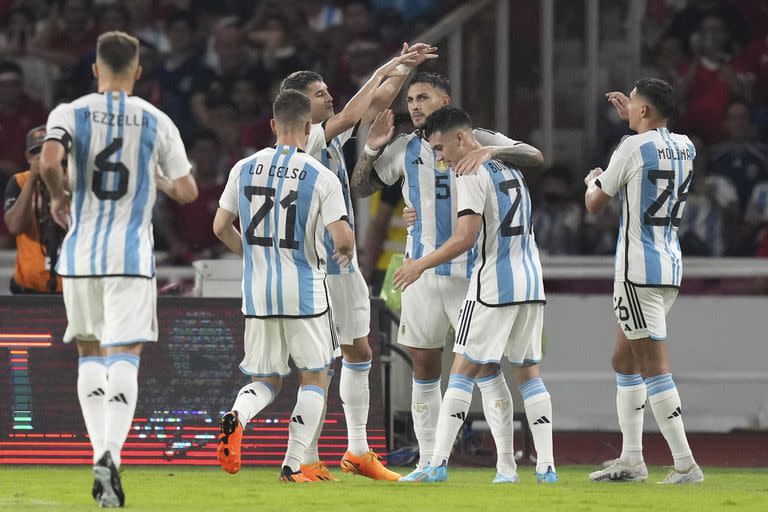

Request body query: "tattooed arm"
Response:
[351, 109, 400, 198]
[351, 151, 386, 198]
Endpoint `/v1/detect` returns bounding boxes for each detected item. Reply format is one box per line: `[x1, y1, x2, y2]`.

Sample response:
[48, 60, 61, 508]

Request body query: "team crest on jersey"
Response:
[282, 147, 290, 155]
[436, 160, 449, 172]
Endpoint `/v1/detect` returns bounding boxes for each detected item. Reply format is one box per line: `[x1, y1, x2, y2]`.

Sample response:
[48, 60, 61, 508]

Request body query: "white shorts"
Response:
[613, 281, 678, 341]
[398, 273, 468, 350]
[326, 271, 370, 345]
[453, 300, 543, 366]
[240, 311, 340, 377]
[62, 277, 158, 347]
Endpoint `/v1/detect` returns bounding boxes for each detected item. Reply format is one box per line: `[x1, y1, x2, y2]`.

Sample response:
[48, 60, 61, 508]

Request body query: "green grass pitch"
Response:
[1, 466, 767, 511]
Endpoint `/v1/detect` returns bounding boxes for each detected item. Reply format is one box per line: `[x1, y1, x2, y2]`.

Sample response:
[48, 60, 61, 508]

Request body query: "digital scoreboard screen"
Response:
[0, 296, 385, 465]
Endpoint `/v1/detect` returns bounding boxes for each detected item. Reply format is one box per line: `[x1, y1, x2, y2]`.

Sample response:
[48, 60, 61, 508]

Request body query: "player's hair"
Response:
[408, 71, 451, 96]
[96, 31, 140, 75]
[273, 90, 311, 128]
[634, 78, 676, 120]
[0, 60, 23, 77]
[280, 71, 324, 93]
[423, 106, 472, 140]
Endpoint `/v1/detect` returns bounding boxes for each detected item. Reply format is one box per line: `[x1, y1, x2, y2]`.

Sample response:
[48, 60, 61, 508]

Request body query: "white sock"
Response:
[77, 356, 108, 464]
[411, 376, 442, 469]
[103, 354, 140, 468]
[430, 374, 473, 468]
[616, 373, 646, 465]
[477, 371, 516, 475]
[646, 374, 695, 471]
[520, 378, 555, 474]
[232, 381, 276, 428]
[303, 369, 334, 465]
[340, 359, 371, 455]
[283, 385, 326, 472]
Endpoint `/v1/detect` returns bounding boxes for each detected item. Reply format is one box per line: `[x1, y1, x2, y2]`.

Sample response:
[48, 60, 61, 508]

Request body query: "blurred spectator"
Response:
[29, 0, 98, 69]
[667, 0, 749, 53]
[747, 182, 768, 256]
[2, 125, 64, 292]
[232, 76, 274, 150]
[133, 39, 164, 105]
[131, 0, 171, 53]
[376, 8, 406, 55]
[531, 166, 583, 255]
[676, 14, 752, 144]
[203, 93, 254, 170]
[330, 40, 384, 107]
[156, 129, 225, 264]
[325, 0, 375, 84]
[372, 0, 435, 21]
[679, 134, 736, 256]
[247, 13, 306, 80]
[158, 10, 204, 138]
[300, 1, 343, 32]
[0, 61, 47, 185]
[654, 34, 691, 86]
[709, 100, 768, 210]
[190, 20, 268, 128]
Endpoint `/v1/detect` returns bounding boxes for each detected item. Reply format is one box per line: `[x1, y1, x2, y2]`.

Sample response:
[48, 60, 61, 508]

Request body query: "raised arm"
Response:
[323, 51, 416, 141]
[351, 109, 395, 197]
[361, 43, 438, 125]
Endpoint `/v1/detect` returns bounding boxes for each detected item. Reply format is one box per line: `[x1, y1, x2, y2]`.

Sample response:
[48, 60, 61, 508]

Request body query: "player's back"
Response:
[306, 123, 359, 274]
[613, 128, 695, 286]
[47, 91, 190, 278]
[229, 145, 339, 318]
[461, 159, 545, 306]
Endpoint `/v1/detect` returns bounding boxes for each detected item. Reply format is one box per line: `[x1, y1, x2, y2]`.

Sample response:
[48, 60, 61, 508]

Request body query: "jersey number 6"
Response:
[243, 186, 299, 249]
[91, 138, 129, 200]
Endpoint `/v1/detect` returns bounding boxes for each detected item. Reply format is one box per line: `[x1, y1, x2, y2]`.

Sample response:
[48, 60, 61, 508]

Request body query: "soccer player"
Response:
[392, 107, 545, 483]
[213, 90, 355, 483]
[39, 32, 198, 507]
[279, 43, 436, 481]
[584, 78, 703, 484]
[351, 73, 557, 483]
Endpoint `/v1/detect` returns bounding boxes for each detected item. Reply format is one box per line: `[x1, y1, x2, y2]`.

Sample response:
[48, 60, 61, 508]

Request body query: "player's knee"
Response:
[514, 363, 539, 384]
[408, 347, 442, 380]
[252, 376, 282, 395]
[341, 338, 372, 362]
[476, 363, 501, 380]
[76, 340, 103, 357]
[611, 351, 637, 375]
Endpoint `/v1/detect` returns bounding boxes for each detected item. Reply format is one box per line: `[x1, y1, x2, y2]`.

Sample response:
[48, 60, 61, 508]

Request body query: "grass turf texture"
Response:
[1, 466, 766, 511]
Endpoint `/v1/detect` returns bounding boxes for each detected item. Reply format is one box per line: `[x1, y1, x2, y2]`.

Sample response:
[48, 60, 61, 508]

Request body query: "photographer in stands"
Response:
[3, 125, 64, 293]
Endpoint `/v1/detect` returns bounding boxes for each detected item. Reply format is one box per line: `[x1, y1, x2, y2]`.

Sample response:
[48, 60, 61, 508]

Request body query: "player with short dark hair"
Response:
[584, 78, 703, 484]
[393, 106, 547, 483]
[213, 89, 354, 483]
[40, 30, 199, 507]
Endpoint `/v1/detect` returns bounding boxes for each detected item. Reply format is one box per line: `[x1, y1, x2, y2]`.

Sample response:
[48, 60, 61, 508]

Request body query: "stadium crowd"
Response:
[1, 0, 768, 292]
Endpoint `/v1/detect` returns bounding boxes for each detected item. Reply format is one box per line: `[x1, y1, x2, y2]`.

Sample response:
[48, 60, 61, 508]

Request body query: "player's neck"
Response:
[275, 133, 307, 151]
[635, 119, 667, 134]
[97, 78, 135, 95]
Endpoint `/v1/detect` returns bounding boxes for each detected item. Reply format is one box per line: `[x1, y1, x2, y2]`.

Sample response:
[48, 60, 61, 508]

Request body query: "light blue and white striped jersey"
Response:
[457, 159, 545, 306]
[596, 128, 695, 287]
[306, 122, 358, 275]
[219, 145, 348, 318]
[45, 92, 191, 278]
[374, 129, 516, 278]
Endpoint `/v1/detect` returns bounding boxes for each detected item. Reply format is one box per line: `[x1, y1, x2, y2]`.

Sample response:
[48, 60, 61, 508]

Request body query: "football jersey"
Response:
[457, 159, 545, 306]
[596, 127, 695, 287]
[45, 91, 191, 278]
[306, 122, 358, 275]
[219, 145, 348, 318]
[374, 128, 518, 278]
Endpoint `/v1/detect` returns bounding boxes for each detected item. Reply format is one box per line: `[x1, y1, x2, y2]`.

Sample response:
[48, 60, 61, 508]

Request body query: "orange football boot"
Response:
[216, 411, 243, 474]
[340, 451, 401, 481]
[300, 461, 336, 481]
[280, 466, 313, 482]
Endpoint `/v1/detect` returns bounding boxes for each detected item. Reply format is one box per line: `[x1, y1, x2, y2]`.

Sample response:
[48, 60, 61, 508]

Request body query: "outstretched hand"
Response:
[367, 109, 396, 151]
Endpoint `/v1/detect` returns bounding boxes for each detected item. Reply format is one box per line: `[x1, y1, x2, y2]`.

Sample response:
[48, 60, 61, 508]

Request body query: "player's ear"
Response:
[92, 63, 98, 80]
[441, 94, 451, 107]
[134, 65, 143, 81]
[304, 120, 311, 136]
[270, 118, 277, 136]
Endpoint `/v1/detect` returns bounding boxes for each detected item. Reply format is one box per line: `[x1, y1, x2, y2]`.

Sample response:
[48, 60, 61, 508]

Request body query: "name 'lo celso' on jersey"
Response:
[595, 128, 695, 287]
[45, 91, 192, 278]
[373, 128, 519, 278]
[219, 145, 348, 318]
[457, 159, 545, 306]
[305, 122, 359, 275]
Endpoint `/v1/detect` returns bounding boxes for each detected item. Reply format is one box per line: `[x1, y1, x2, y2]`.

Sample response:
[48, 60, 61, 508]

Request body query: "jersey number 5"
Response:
[91, 138, 129, 200]
[243, 186, 299, 249]
[643, 170, 693, 228]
